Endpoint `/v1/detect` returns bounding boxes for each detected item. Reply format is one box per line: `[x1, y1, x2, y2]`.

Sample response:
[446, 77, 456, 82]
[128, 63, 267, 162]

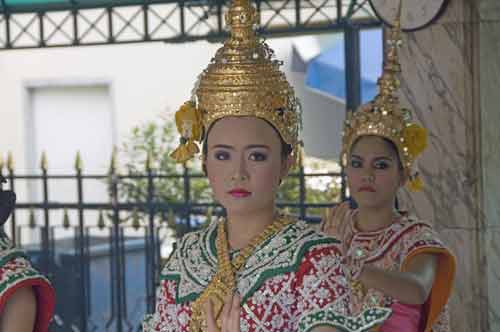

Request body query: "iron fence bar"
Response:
[145, 163, 157, 313]
[7, 167, 17, 245]
[216, 0, 222, 33]
[294, 0, 300, 27]
[344, 23, 361, 111]
[72, 8, 78, 45]
[340, 166, 347, 201]
[113, 175, 124, 332]
[38, 11, 44, 46]
[183, 165, 191, 232]
[179, 0, 185, 38]
[76, 167, 89, 332]
[107, 6, 114, 43]
[49, 226, 55, 268]
[298, 164, 306, 219]
[143, 4, 151, 41]
[4, 12, 11, 49]
[155, 221, 163, 286]
[336, 0, 341, 22]
[85, 226, 93, 329]
[41, 166, 51, 275]
[119, 227, 134, 331]
[105, 222, 117, 330]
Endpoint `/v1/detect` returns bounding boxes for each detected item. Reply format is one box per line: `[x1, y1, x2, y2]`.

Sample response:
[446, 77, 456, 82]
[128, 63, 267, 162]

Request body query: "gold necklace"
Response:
[189, 215, 294, 332]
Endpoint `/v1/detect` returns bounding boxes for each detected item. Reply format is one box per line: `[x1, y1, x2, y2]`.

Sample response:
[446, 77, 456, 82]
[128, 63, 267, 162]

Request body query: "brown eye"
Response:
[249, 152, 267, 162]
[374, 161, 390, 169]
[214, 151, 230, 161]
[350, 160, 362, 168]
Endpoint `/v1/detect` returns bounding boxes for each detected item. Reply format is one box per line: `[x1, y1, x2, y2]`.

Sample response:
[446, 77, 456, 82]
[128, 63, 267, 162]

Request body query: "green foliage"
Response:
[116, 118, 211, 237]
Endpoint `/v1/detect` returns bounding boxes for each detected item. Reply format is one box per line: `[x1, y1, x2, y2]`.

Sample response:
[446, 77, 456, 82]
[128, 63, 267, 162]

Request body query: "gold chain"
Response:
[189, 215, 294, 332]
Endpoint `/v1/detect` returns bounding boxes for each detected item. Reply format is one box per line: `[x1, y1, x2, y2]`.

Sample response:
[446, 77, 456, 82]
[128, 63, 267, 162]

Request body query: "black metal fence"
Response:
[0, 152, 343, 332]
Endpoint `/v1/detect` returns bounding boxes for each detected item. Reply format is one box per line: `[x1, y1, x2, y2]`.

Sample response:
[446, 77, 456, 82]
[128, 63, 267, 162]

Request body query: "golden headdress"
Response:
[341, 1, 427, 192]
[171, 0, 301, 164]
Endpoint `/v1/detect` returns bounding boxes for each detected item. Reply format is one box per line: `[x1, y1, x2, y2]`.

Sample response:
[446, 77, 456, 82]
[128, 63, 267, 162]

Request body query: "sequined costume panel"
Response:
[143, 219, 390, 332]
[342, 212, 455, 332]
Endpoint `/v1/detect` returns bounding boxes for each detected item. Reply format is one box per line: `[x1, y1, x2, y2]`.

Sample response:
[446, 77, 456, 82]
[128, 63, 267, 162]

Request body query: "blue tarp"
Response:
[305, 29, 383, 103]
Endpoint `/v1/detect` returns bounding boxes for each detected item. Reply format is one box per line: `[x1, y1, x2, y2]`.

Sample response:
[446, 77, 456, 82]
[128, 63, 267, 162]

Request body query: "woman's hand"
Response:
[321, 202, 350, 235]
[205, 293, 241, 332]
[321, 202, 352, 251]
[358, 254, 438, 305]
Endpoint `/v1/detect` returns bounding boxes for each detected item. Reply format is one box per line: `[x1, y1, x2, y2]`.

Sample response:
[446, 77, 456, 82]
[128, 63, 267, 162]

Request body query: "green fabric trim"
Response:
[0, 250, 28, 267]
[207, 224, 217, 259]
[161, 251, 208, 304]
[160, 220, 342, 305]
[298, 307, 392, 332]
[239, 237, 337, 304]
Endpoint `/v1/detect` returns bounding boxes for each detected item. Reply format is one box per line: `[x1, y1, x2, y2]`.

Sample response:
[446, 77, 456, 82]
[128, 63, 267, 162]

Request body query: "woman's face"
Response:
[205, 117, 292, 216]
[346, 136, 405, 210]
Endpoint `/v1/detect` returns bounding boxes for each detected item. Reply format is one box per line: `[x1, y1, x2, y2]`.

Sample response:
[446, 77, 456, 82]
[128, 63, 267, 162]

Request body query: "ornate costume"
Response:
[336, 211, 454, 332]
[0, 233, 55, 331]
[334, 3, 456, 332]
[143, 217, 390, 332]
[145, 0, 391, 331]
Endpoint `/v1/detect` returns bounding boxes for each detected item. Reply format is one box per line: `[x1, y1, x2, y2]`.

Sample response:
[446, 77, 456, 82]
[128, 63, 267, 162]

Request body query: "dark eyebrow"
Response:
[351, 155, 393, 161]
[245, 144, 270, 150]
[373, 156, 393, 162]
[210, 144, 234, 150]
[210, 144, 270, 150]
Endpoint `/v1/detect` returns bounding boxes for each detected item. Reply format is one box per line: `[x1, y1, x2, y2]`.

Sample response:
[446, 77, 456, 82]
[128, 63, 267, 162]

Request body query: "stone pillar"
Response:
[397, 0, 500, 331]
[478, 1, 500, 331]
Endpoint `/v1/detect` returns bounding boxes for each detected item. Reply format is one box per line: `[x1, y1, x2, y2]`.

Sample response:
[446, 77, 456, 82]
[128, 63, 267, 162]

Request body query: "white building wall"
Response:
[0, 36, 344, 174]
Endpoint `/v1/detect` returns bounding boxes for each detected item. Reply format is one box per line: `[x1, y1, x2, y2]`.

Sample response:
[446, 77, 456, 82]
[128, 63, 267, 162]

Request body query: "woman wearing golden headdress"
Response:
[142, 1, 391, 332]
[0, 184, 55, 332]
[321, 4, 455, 332]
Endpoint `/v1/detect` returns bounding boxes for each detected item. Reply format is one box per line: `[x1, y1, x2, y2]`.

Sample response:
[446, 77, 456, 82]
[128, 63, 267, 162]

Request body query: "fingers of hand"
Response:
[221, 292, 241, 332]
[204, 298, 217, 332]
[221, 293, 233, 324]
[229, 293, 241, 332]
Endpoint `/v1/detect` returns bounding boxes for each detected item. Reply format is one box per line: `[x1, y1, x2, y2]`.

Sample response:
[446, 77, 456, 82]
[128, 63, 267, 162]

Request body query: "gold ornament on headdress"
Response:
[171, 101, 204, 163]
[341, 0, 427, 192]
[170, 0, 301, 164]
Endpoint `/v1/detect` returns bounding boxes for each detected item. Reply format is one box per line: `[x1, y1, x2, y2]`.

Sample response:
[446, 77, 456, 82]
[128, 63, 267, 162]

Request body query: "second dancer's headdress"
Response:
[341, 2, 427, 191]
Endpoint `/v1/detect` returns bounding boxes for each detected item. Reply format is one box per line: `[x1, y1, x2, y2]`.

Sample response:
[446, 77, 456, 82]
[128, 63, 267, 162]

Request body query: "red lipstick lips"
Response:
[228, 188, 252, 198]
[358, 186, 376, 193]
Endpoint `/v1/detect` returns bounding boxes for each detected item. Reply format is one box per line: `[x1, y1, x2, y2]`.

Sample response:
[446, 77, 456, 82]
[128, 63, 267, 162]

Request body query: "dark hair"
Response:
[201, 118, 292, 175]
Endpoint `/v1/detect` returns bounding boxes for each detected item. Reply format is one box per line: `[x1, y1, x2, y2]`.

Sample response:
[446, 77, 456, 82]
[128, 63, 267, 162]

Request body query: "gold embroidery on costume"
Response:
[189, 216, 294, 332]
